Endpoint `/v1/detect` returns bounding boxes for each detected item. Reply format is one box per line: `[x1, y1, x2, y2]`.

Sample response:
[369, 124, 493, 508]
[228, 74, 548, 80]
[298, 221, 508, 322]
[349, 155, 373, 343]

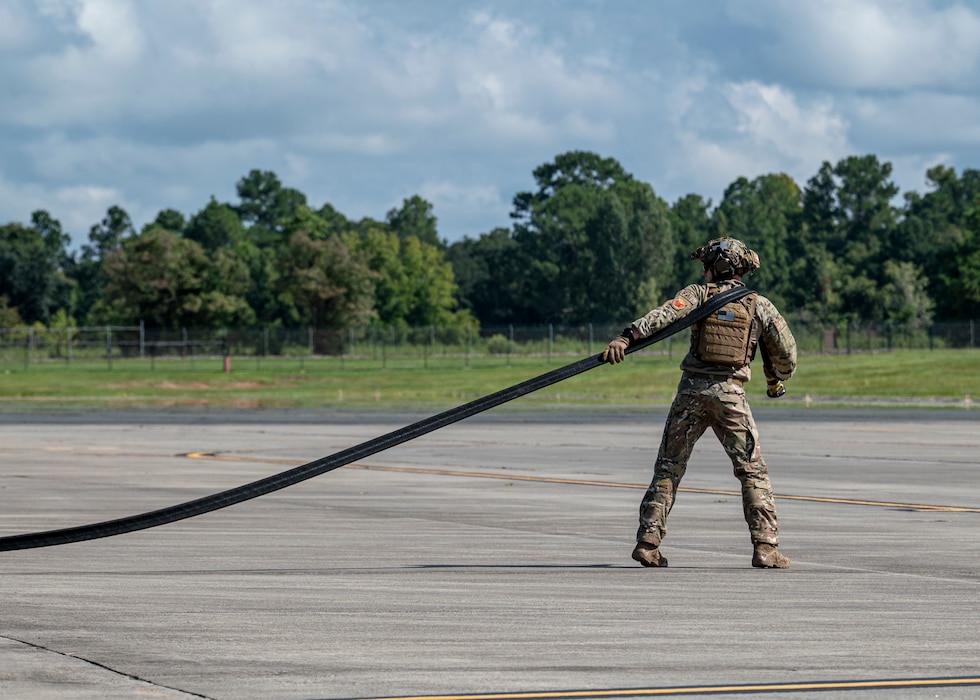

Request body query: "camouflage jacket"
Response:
[630, 280, 797, 385]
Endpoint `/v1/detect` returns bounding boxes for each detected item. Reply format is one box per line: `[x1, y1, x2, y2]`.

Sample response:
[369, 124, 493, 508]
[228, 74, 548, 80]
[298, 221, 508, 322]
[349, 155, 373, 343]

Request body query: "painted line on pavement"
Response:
[347, 675, 980, 699]
[184, 451, 980, 513]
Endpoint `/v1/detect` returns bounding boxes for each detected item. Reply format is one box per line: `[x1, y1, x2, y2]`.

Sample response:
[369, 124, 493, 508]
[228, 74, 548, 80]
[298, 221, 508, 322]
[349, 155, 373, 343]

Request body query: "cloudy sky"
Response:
[2, 0, 979, 249]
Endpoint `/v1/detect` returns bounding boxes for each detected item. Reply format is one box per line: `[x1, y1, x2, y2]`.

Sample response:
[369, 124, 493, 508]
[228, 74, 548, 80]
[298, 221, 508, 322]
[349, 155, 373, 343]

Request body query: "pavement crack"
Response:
[2, 635, 215, 699]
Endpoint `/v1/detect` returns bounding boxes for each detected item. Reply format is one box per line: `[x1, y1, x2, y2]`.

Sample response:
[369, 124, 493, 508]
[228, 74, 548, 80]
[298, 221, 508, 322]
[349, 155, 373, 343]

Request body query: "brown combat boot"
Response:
[752, 543, 790, 569]
[631, 543, 668, 567]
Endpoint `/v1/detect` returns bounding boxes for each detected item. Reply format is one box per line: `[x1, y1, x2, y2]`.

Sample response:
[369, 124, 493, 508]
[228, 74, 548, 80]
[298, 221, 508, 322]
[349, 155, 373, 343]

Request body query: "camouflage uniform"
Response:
[629, 279, 797, 548]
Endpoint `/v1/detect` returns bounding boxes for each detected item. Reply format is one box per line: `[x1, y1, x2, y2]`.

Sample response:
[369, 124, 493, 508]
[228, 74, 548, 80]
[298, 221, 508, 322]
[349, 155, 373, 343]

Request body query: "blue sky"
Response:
[2, 0, 979, 249]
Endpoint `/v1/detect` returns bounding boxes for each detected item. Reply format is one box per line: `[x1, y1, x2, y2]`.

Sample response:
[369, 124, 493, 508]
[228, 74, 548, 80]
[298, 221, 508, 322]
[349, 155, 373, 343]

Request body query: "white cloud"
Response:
[0, 1, 39, 49]
[296, 132, 399, 157]
[54, 183, 129, 234]
[416, 180, 509, 239]
[12, 133, 287, 245]
[654, 77, 852, 203]
[2, 0, 979, 245]
[380, 8, 625, 146]
[886, 151, 955, 199]
[726, 81, 850, 166]
[6, 1, 625, 150]
[0, 170, 127, 239]
[75, 0, 144, 61]
[420, 180, 502, 209]
[847, 91, 980, 149]
[728, 0, 980, 91]
[201, 0, 361, 78]
[12, 0, 147, 126]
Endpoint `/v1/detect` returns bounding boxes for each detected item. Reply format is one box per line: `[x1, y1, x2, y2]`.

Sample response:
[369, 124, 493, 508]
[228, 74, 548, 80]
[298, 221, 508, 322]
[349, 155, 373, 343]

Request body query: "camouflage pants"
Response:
[636, 375, 780, 547]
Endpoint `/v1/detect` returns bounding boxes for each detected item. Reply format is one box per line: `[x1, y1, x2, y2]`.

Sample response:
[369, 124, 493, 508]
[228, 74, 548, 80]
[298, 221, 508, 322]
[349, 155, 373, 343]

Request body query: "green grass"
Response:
[1, 349, 978, 412]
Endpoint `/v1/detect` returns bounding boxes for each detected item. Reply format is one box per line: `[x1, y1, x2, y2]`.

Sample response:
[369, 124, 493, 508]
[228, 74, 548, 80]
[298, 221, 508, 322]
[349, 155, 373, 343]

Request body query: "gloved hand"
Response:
[602, 336, 630, 364]
[766, 381, 786, 398]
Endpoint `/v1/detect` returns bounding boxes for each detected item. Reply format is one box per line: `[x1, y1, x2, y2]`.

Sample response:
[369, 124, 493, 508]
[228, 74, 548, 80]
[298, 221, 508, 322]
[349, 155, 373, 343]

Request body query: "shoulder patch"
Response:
[671, 297, 687, 310]
[680, 287, 700, 304]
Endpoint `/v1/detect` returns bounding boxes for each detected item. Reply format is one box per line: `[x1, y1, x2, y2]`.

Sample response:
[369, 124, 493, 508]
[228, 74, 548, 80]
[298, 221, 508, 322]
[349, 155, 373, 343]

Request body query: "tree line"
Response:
[2, 151, 978, 332]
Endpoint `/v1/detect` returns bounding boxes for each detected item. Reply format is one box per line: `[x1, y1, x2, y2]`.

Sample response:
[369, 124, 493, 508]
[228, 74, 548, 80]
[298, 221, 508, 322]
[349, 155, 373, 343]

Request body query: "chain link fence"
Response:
[1, 318, 977, 369]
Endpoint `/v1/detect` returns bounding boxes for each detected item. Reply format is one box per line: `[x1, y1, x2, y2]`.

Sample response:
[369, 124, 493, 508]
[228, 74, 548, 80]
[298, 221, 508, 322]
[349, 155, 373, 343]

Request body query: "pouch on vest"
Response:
[693, 284, 758, 368]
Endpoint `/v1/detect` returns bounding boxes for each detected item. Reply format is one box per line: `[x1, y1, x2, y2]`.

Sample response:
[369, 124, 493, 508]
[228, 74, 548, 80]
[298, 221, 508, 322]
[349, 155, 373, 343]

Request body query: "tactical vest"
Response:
[691, 284, 758, 368]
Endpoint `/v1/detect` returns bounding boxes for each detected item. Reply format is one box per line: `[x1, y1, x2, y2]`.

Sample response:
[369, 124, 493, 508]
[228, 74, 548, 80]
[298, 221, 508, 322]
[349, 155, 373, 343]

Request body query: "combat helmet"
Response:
[689, 237, 760, 279]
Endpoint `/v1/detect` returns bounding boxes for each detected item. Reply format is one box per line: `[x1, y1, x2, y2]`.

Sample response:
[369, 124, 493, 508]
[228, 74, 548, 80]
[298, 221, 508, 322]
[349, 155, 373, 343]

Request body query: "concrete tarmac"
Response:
[1, 406, 979, 699]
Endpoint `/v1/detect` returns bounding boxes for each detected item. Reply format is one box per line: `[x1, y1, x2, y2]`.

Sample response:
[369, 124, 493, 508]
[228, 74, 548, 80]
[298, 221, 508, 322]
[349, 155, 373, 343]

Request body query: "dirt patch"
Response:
[152, 397, 211, 407]
[156, 381, 211, 390]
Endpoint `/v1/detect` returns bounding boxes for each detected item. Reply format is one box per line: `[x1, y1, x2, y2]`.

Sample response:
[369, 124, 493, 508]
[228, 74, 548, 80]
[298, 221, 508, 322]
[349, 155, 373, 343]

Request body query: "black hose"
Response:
[0, 286, 752, 551]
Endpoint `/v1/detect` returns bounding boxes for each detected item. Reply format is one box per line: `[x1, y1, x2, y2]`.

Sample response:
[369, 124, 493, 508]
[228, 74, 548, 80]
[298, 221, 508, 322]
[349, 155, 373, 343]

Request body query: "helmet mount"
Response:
[690, 237, 760, 280]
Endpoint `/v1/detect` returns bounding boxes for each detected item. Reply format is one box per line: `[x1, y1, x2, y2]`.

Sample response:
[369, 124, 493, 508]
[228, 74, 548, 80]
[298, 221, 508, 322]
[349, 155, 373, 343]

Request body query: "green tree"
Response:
[801, 156, 900, 321]
[269, 206, 377, 328]
[447, 228, 524, 325]
[144, 208, 186, 234]
[881, 260, 934, 327]
[273, 230, 377, 328]
[317, 203, 351, 235]
[345, 227, 471, 327]
[0, 211, 73, 324]
[31, 210, 76, 317]
[185, 197, 247, 250]
[386, 195, 441, 248]
[95, 228, 254, 327]
[66, 205, 135, 323]
[939, 201, 980, 318]
[87, 205, 134, 255]
[711, 173, 802, 309]
[241, 244, 283, 324]
[0, 295, 23, 326]
[511, 151, 674, 323]
[803, 156, 898, 262]
[666, 194, 713, 292]
[893, 166, 980, 320]
[235, 169, 307, 244]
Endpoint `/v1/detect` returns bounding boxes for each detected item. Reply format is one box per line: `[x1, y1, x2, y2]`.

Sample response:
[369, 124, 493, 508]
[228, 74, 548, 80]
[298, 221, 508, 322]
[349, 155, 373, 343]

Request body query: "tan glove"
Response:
[602, 336, 630, 364]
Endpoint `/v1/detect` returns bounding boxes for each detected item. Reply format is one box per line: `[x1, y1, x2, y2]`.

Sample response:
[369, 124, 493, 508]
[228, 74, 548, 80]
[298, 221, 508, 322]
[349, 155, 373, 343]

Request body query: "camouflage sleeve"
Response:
[631, 284, 704, 338]
[756, 296, 797, 383]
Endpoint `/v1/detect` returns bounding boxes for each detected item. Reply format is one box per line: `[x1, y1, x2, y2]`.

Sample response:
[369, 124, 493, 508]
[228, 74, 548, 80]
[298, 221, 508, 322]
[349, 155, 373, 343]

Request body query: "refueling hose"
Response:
[0, 286, 752, 551]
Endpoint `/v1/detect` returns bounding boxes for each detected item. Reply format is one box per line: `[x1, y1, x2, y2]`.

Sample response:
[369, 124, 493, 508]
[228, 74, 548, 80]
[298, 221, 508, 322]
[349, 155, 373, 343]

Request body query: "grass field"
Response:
[2, 348, 978, 412]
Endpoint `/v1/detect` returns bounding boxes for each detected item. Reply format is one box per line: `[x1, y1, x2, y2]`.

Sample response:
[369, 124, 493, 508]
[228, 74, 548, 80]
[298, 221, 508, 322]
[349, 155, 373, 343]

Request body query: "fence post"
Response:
[26, 327, 33, 370]
[381, 327, 387, 369]
[426, 326, 432, 368]
[548, 323, 553, 362]
[139, 319, 145, 360]
[465, 326, 470, 369]
[106, 326, 112, 370]
[508, 324, 513, 367]
[588, 323, 593, 356]
[67, 326, 73, 365]
[223, 330, 230, 373]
